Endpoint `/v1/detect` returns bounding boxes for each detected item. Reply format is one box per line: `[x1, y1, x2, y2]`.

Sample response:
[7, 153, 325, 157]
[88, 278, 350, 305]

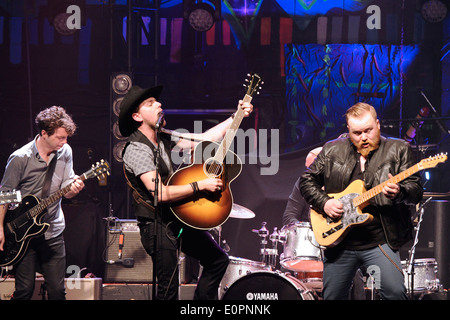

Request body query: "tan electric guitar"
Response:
[310, 153, 447, 248]
[167, 73, 262, 230]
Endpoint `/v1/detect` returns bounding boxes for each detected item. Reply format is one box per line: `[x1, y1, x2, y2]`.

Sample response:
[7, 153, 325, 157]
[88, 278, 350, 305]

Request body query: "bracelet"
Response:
[190, 182, 199, 194]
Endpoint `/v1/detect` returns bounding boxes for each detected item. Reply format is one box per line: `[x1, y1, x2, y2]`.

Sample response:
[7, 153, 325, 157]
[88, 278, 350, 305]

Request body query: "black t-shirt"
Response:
[339, 155, 386, 250]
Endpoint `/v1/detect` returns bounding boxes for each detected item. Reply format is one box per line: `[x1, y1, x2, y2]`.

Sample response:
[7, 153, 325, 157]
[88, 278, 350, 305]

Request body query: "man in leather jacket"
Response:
[299, 102, 423, 299]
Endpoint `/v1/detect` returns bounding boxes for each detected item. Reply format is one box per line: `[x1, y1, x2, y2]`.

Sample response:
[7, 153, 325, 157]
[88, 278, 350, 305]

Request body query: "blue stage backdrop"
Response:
[284, 43, 421, 151]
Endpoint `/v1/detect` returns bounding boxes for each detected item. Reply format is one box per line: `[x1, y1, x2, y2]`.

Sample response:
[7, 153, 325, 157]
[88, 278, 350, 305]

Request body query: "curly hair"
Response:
[35, 106, 77, 137]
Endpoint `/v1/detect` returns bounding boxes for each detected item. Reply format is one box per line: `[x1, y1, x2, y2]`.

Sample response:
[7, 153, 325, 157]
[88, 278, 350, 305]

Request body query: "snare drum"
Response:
[221, 271, 317, 300]
[280, 222, 323, 276]
[219, 256, 271, 299]
[402, 258, 441, 293]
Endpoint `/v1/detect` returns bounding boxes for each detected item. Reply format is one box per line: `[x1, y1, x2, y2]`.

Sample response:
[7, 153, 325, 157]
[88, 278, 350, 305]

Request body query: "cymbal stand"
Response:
[252, 222, 269, 264]
[267, 227, 280, 268]
[406, 197, 432, 299]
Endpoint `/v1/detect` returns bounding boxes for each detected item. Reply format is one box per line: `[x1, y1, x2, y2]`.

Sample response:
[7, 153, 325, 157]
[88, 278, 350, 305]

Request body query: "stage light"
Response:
[184, 0, 221, 32]
[48, 0, 85, 35]
[53, 12, 77, 36]
[113, 141, 127, 163]
[421, 0, 448, 23]
[110, 72, 132, 162]
[112, 74, 132, 95]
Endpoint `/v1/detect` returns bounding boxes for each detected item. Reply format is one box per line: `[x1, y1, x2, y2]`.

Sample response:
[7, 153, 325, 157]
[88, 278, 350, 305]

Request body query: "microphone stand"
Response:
[407, 197, 432, 299]
[420, 90, 450, 135]
[152, 124, 162, 300]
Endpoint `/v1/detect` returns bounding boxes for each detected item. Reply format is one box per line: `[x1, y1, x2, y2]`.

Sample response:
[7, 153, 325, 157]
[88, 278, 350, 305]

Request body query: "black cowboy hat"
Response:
[118, 85, 163, 137]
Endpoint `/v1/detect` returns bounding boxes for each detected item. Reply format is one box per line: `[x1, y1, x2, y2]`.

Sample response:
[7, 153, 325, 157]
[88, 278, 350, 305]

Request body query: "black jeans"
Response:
[12, 234, 66, 300]
[139, 218, 229, 300]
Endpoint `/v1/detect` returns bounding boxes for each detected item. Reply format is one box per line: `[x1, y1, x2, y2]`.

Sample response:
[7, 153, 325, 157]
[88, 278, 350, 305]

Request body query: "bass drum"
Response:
[219, 256, 271, 299]
[221, 271, 317, 300]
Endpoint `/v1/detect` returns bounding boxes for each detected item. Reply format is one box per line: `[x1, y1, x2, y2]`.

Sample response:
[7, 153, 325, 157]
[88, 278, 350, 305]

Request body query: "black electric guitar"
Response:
[0, 190, 22, 206]
[0, 160, 110, 267]
[310, 153, 447, 248]
[167, 74, 262, 230]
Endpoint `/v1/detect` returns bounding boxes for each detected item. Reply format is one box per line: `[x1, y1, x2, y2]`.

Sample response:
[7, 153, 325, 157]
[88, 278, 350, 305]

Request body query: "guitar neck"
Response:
[214, 94, 253, 163]
[353, 163, 420, 207]
[29, 174, 89, 219]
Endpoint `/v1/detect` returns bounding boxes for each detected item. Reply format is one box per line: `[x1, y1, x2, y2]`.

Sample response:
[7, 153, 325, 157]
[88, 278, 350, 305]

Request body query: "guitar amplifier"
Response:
[104, 219, 187, 283]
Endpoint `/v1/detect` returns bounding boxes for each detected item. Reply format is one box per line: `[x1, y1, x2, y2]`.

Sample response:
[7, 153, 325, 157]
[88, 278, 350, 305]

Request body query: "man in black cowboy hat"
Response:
[119, 85, 253, 300]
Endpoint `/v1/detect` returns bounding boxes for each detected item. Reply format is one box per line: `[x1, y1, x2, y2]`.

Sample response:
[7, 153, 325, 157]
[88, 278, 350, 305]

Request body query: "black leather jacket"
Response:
[299, 136, 423, 250]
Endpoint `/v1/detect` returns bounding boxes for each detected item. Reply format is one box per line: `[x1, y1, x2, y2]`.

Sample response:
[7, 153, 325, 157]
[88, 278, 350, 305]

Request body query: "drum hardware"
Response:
[405, 197, 443, 297]
[252, 222, 280, 269]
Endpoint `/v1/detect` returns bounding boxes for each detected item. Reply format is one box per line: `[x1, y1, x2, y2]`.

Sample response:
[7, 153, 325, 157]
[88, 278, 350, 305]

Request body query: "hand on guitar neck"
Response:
[381, 173, 401, 200]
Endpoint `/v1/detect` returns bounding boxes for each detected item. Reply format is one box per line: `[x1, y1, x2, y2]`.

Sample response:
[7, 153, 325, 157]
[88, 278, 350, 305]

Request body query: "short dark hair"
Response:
[345, 102, 377, 124]
[35, 106, 77, 137]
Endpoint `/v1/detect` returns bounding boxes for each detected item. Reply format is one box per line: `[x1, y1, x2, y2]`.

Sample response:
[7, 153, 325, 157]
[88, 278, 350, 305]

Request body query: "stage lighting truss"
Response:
[421, 0, 448, 23]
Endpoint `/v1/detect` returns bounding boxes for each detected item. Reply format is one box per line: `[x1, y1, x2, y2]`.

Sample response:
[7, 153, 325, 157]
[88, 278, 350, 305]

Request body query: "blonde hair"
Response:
[345, 102, 377, 124]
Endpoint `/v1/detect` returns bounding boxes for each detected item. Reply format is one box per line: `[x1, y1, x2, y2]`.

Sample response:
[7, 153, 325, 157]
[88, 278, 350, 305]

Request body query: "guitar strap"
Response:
[122, 165, 156, 213]
[41, 153, 57, 198]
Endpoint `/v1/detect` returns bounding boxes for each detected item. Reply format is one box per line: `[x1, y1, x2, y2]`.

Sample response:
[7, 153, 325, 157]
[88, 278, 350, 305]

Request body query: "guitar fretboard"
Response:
[29, 173, 90, 219]
[214, 94, 253, 163]
[353, 163, 420, 207]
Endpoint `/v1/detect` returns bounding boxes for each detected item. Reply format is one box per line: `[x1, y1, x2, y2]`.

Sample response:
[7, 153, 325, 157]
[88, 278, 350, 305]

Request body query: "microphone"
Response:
[403, 106, 430, 143]
[106, 258, 135, 267]
[155, 113, 164, 130]
[118, 233, 124, 259]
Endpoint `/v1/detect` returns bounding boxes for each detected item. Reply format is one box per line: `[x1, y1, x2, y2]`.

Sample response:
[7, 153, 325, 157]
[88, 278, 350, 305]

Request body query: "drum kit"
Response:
[218, 200, 445, 300]
[217, 204, 324, 300]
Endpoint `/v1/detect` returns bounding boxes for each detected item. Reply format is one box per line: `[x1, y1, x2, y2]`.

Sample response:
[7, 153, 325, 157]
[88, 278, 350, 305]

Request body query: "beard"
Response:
[353, 135, 380, 157]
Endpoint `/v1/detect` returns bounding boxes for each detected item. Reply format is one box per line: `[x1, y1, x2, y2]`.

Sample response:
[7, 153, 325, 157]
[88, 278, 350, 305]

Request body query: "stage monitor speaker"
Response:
[104, 219, 186, 283]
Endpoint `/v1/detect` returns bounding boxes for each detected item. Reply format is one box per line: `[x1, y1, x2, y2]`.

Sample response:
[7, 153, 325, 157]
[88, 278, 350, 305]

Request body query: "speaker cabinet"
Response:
[104, 219, 187, 283]
[102, 283, 196, 300]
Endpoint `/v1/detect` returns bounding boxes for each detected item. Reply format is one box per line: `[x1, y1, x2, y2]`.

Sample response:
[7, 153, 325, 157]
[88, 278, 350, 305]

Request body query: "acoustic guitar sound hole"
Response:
[203, 158, 223, 178]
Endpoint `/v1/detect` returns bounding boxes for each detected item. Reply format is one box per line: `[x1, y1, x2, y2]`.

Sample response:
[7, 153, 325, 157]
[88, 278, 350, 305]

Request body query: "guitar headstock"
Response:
[244, 73, 263, 98]
[85, 159, 111, 180]
[418, 153, 447, 170]
[0, 190, 22, 205]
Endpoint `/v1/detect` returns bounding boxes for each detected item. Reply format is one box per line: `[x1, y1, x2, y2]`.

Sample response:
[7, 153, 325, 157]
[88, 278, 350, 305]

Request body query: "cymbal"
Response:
[229, 204, 255, 219]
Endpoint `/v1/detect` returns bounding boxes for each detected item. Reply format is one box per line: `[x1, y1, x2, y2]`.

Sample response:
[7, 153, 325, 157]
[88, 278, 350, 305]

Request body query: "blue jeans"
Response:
[323, 243, 407, 300]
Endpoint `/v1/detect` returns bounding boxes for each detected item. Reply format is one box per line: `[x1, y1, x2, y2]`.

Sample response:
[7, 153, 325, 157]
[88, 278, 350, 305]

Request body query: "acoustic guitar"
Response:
[310, 153, 447, 248]
[167, 74, 262, 230]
